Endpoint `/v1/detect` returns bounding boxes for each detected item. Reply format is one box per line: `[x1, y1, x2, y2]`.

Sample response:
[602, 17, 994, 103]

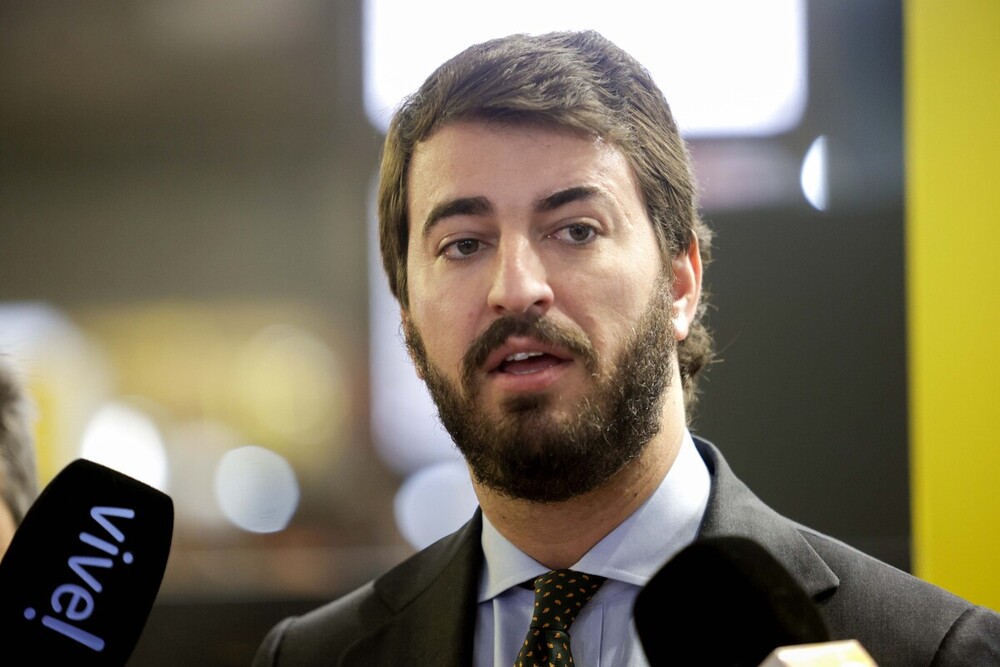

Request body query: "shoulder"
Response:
[252, 580, 385, 667]
[694, 436, 1000, 665]
[251, 512, 484, 667]
[797, 522, 1000, 665]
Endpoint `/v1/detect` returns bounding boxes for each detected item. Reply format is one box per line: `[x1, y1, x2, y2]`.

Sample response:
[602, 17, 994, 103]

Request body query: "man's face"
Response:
[403, 121, 678, 502]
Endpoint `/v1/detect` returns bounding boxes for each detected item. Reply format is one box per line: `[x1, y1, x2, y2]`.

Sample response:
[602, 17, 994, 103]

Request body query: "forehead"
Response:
[406, 121, 640, 217]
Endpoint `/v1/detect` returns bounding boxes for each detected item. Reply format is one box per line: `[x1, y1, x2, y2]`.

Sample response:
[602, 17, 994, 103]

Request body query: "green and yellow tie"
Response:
[514, 569, 606, 667]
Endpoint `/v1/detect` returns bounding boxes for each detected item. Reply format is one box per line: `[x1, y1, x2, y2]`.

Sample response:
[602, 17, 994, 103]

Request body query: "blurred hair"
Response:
[377, 30, 714, 412]
[0, 356, 38, 525]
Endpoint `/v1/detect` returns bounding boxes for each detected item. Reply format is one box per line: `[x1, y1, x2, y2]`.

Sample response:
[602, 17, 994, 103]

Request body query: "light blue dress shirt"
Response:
[473, 430, 711, 667]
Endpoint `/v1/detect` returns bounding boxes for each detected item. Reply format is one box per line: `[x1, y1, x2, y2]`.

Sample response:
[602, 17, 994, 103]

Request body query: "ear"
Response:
[670, 237, 703, 341]
[400, 307, 425, 380]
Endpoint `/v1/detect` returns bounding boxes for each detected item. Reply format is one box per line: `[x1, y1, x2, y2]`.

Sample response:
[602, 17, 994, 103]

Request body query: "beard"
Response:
[403, 275, 676, 503]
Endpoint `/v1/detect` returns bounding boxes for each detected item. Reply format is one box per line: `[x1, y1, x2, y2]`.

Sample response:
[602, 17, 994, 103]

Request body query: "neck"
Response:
[474, 393, 687, 570]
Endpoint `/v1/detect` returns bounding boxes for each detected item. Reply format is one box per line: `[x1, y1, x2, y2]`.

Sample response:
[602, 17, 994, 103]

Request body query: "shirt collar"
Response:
[478, 429, 710, 602]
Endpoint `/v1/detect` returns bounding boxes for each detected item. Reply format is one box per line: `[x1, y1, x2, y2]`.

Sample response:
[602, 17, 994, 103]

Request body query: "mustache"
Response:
[461, 314, 598, 389]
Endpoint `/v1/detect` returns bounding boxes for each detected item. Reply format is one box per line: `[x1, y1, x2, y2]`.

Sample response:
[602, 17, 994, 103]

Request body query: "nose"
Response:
[486, 236, 554, 316]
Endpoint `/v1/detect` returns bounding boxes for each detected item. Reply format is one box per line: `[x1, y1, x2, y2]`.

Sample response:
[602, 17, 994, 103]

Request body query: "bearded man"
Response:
[254, 30, 1000, 667]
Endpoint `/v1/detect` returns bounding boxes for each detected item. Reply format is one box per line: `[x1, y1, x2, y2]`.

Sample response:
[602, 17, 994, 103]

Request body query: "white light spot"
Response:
[801, 135, 829, 211]
[79, 402, 168, 491]
[214, 446, 300, 533]
[394, 460, 479, 550]
[364, 0, 807, 137]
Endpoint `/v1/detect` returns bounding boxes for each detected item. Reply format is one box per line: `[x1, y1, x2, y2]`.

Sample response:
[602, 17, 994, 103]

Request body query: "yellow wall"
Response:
[907, 0, 1000, 609]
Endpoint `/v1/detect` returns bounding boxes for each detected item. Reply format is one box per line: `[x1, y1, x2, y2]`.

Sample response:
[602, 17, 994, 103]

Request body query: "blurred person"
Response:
[253, 31, 1000, 666]
[0, 356, 38, 557]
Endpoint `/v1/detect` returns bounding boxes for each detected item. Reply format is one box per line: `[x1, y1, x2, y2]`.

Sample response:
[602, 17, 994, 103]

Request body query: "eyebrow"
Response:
[421, 185, 603, 238]
[422, 196, 492, 238]
[535, 186, 600, 213]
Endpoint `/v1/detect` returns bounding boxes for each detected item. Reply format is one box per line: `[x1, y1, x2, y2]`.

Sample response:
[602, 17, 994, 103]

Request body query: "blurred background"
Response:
[1, 0, 996, 664]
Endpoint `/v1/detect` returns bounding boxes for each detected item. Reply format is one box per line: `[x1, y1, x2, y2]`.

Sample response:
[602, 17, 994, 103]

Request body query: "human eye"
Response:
[551, 222, 598, 245]
[440, 237, 485, 260]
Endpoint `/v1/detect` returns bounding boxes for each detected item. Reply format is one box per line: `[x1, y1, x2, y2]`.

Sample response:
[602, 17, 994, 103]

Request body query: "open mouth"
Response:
[496, 351, 567, 375]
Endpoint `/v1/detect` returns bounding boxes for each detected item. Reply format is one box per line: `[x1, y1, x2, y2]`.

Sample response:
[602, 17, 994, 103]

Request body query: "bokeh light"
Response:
[365, 0, 807, 137]
[393, 459, 479, 551]
[801, 135, 829, 212]
[233, 323, 344, 448]
[214, 445, 300, 534]
[79, 401, 169, 491]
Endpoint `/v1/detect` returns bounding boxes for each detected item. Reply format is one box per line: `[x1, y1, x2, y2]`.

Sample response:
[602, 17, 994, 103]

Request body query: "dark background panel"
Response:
[694, 0, 906, 568]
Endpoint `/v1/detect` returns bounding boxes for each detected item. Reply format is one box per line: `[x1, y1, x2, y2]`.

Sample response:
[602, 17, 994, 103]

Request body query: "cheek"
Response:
[407, 255, 491, 360]
[569, 261, 663, 354]
[409, 295, 479, 373]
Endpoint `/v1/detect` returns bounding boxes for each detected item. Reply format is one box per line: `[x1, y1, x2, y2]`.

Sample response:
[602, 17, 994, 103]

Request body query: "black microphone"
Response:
[0, 459, 173, 666]
[634, 536, 830, 666]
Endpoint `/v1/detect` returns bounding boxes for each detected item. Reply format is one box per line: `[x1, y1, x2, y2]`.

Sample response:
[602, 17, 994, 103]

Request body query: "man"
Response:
[254, 31, 1000, 666]
[0, 356, 38, 558]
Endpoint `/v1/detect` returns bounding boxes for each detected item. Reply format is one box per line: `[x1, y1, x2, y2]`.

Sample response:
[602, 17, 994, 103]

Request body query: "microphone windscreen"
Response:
[0, 459, 173, 666]
[635, 536, 830, 667]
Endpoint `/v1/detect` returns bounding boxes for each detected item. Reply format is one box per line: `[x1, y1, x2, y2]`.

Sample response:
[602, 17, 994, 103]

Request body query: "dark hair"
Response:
[0, 356, 38, 524]
[377, 30, 714, 412]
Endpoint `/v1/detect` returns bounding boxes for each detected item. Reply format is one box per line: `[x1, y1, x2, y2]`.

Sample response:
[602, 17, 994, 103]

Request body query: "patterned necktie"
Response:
[513, 569, 606, 667]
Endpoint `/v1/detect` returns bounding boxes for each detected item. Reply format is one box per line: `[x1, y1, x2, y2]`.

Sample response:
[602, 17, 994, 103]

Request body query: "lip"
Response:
[481, 336, 574, 394]
[483, 336, 574, 374]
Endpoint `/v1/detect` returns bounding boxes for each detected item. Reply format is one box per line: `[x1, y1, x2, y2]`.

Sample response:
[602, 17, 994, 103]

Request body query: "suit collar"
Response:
[692, 436, 840, 600]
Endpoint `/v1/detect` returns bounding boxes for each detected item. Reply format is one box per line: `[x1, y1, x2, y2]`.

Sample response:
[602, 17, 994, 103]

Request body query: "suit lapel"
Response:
[691, 437, 840, 600]
[341, 512, 484, 666]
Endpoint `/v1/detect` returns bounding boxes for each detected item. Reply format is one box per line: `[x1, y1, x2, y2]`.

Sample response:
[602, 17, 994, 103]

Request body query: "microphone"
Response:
[0, 459, 173, 666]
[634, 536, 830, 666]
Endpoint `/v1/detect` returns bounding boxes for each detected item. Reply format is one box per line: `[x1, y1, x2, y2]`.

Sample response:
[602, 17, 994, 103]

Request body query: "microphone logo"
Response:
[22, 506, 136, 652]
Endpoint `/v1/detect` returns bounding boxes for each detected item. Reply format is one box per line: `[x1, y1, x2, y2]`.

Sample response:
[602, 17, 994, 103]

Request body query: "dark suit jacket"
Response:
[252, 438, 1000, 666]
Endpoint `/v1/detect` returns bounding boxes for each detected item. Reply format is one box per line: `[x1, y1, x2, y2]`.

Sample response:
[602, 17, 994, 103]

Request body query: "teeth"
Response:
[505, 351, 544, 362]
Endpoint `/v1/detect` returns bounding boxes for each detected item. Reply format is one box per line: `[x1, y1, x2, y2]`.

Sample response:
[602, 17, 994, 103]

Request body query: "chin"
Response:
[499, 393, 551, 414]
